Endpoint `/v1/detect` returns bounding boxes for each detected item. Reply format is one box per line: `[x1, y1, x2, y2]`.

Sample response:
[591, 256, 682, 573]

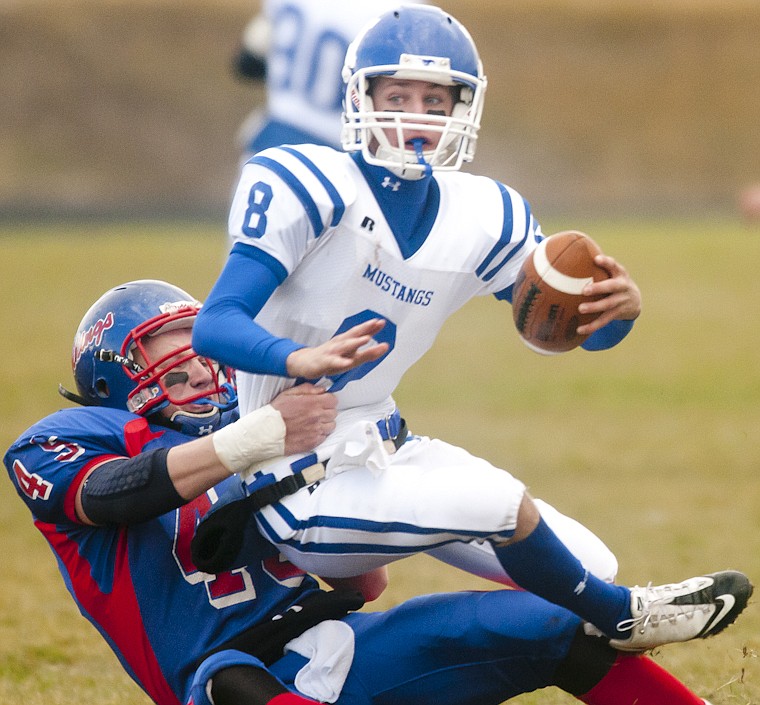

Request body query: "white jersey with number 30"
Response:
[228, 144, 542, 435]
[261, 0, 427, 147]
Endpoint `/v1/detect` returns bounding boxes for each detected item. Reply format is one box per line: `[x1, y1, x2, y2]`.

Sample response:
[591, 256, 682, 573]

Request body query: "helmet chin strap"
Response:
[165, 381, 238, 436]
[168, 406, 224, 437]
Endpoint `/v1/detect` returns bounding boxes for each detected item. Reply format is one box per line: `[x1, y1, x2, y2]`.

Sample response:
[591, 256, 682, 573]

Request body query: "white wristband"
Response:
[212, 404, 286, 474]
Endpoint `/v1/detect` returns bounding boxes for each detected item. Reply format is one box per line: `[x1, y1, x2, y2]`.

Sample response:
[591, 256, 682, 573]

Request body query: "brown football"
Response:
[512, 231, 609, 354]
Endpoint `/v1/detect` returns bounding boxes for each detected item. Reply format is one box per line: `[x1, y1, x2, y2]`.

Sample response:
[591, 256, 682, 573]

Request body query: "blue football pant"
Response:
[190, 589, 583, 705]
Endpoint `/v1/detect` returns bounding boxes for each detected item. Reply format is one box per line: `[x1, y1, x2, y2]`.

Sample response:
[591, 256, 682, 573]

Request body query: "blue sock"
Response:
[493, 516, 632, 638]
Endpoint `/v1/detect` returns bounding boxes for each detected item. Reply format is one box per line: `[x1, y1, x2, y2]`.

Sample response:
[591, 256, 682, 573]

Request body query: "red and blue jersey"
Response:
[4, 406, 319, 705]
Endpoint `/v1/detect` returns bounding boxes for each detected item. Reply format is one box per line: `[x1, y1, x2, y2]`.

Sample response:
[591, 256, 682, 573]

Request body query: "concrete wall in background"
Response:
[1, 0, 758, 219]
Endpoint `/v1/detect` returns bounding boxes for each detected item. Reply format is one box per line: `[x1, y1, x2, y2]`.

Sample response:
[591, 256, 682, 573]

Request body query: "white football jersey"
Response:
[228, 144, 542, 439]
[261, 0, 426, 147]
[222, 147, 623, 590]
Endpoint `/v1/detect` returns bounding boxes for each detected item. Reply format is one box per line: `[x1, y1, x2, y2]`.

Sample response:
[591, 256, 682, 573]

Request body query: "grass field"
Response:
[1, 218, 758, 704]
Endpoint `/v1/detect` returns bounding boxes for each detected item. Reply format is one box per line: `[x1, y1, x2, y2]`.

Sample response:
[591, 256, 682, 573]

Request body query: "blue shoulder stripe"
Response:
[479, 189, 534, 283]
[281, 147, 346, 227]
[476, 182, 514, 278]
[250, 154, 324, 238]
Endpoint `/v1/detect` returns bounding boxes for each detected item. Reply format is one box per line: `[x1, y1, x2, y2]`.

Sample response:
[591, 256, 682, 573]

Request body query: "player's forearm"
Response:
[170, 405, 287, 498]
[77, 407, 289, 525]
[166, 437, 235, 500]
[193, 304, 299, 375]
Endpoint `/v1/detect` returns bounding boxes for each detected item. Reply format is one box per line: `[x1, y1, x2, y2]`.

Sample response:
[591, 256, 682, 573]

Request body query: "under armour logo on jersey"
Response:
[361, 216, 375, 232]
[381, 176, 401, 191]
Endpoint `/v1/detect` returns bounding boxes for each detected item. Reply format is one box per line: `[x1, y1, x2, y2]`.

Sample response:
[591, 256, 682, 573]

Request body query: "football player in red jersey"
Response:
[5, 278, 726, 705]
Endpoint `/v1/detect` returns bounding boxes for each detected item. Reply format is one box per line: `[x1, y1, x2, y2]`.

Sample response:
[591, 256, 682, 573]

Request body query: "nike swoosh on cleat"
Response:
[700, 594, 736, 636]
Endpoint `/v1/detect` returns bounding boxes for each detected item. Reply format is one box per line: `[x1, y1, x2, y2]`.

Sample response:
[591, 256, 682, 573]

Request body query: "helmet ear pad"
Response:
[456, 85, 474, 112]
[94, 376, 111, 400]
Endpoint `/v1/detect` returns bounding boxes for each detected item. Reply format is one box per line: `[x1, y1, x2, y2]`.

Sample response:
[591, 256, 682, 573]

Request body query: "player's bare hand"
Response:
[270, 383, 338, 453]
[576, 255, 642, 335]
[285, 319, 389, 379]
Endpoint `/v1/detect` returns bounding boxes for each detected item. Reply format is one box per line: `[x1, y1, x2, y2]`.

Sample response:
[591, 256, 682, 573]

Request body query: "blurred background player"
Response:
[3, 279, 722, 705]
[232, 0, 427, 158]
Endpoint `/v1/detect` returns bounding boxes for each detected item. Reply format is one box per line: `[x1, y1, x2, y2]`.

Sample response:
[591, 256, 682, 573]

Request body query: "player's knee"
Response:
[531, 497, 619, 583]
[505, 492, 540, 544]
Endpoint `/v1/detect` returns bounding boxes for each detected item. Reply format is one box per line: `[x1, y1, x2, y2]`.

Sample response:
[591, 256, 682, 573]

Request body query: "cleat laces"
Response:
[616, 580, 712, 635]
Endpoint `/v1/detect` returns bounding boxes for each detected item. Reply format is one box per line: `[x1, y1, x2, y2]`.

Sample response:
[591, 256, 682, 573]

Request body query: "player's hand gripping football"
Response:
[285, 318, 389, 380]
[576, 255, 642, 336]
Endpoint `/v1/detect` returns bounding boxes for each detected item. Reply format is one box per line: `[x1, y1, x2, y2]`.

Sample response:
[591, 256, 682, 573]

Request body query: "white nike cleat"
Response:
[609, 570, 753, 652]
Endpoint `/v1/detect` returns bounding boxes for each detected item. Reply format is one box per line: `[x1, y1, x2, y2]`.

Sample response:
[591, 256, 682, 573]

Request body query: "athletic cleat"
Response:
[609, 570, 753, 652]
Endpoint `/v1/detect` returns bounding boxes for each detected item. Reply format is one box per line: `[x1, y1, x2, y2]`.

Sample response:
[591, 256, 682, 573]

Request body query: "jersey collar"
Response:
[352, 153, 440, 260]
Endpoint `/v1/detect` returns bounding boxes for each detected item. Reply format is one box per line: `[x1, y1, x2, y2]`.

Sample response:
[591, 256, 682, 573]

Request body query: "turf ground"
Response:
[0, 217, 758, 704]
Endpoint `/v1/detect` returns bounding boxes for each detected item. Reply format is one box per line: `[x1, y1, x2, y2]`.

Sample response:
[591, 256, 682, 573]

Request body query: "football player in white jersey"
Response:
[192, 4, 751, 653]
[233, 0, 427, 157]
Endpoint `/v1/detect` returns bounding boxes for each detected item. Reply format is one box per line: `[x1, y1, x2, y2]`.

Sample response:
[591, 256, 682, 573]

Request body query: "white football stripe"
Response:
[519, 336, 563, 356]
[533, 238, 593, 295]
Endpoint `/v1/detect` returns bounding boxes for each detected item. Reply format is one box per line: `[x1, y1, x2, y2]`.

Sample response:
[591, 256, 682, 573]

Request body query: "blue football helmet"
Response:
[341, 4, 487, 177]
[65, 280, 236, 433]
